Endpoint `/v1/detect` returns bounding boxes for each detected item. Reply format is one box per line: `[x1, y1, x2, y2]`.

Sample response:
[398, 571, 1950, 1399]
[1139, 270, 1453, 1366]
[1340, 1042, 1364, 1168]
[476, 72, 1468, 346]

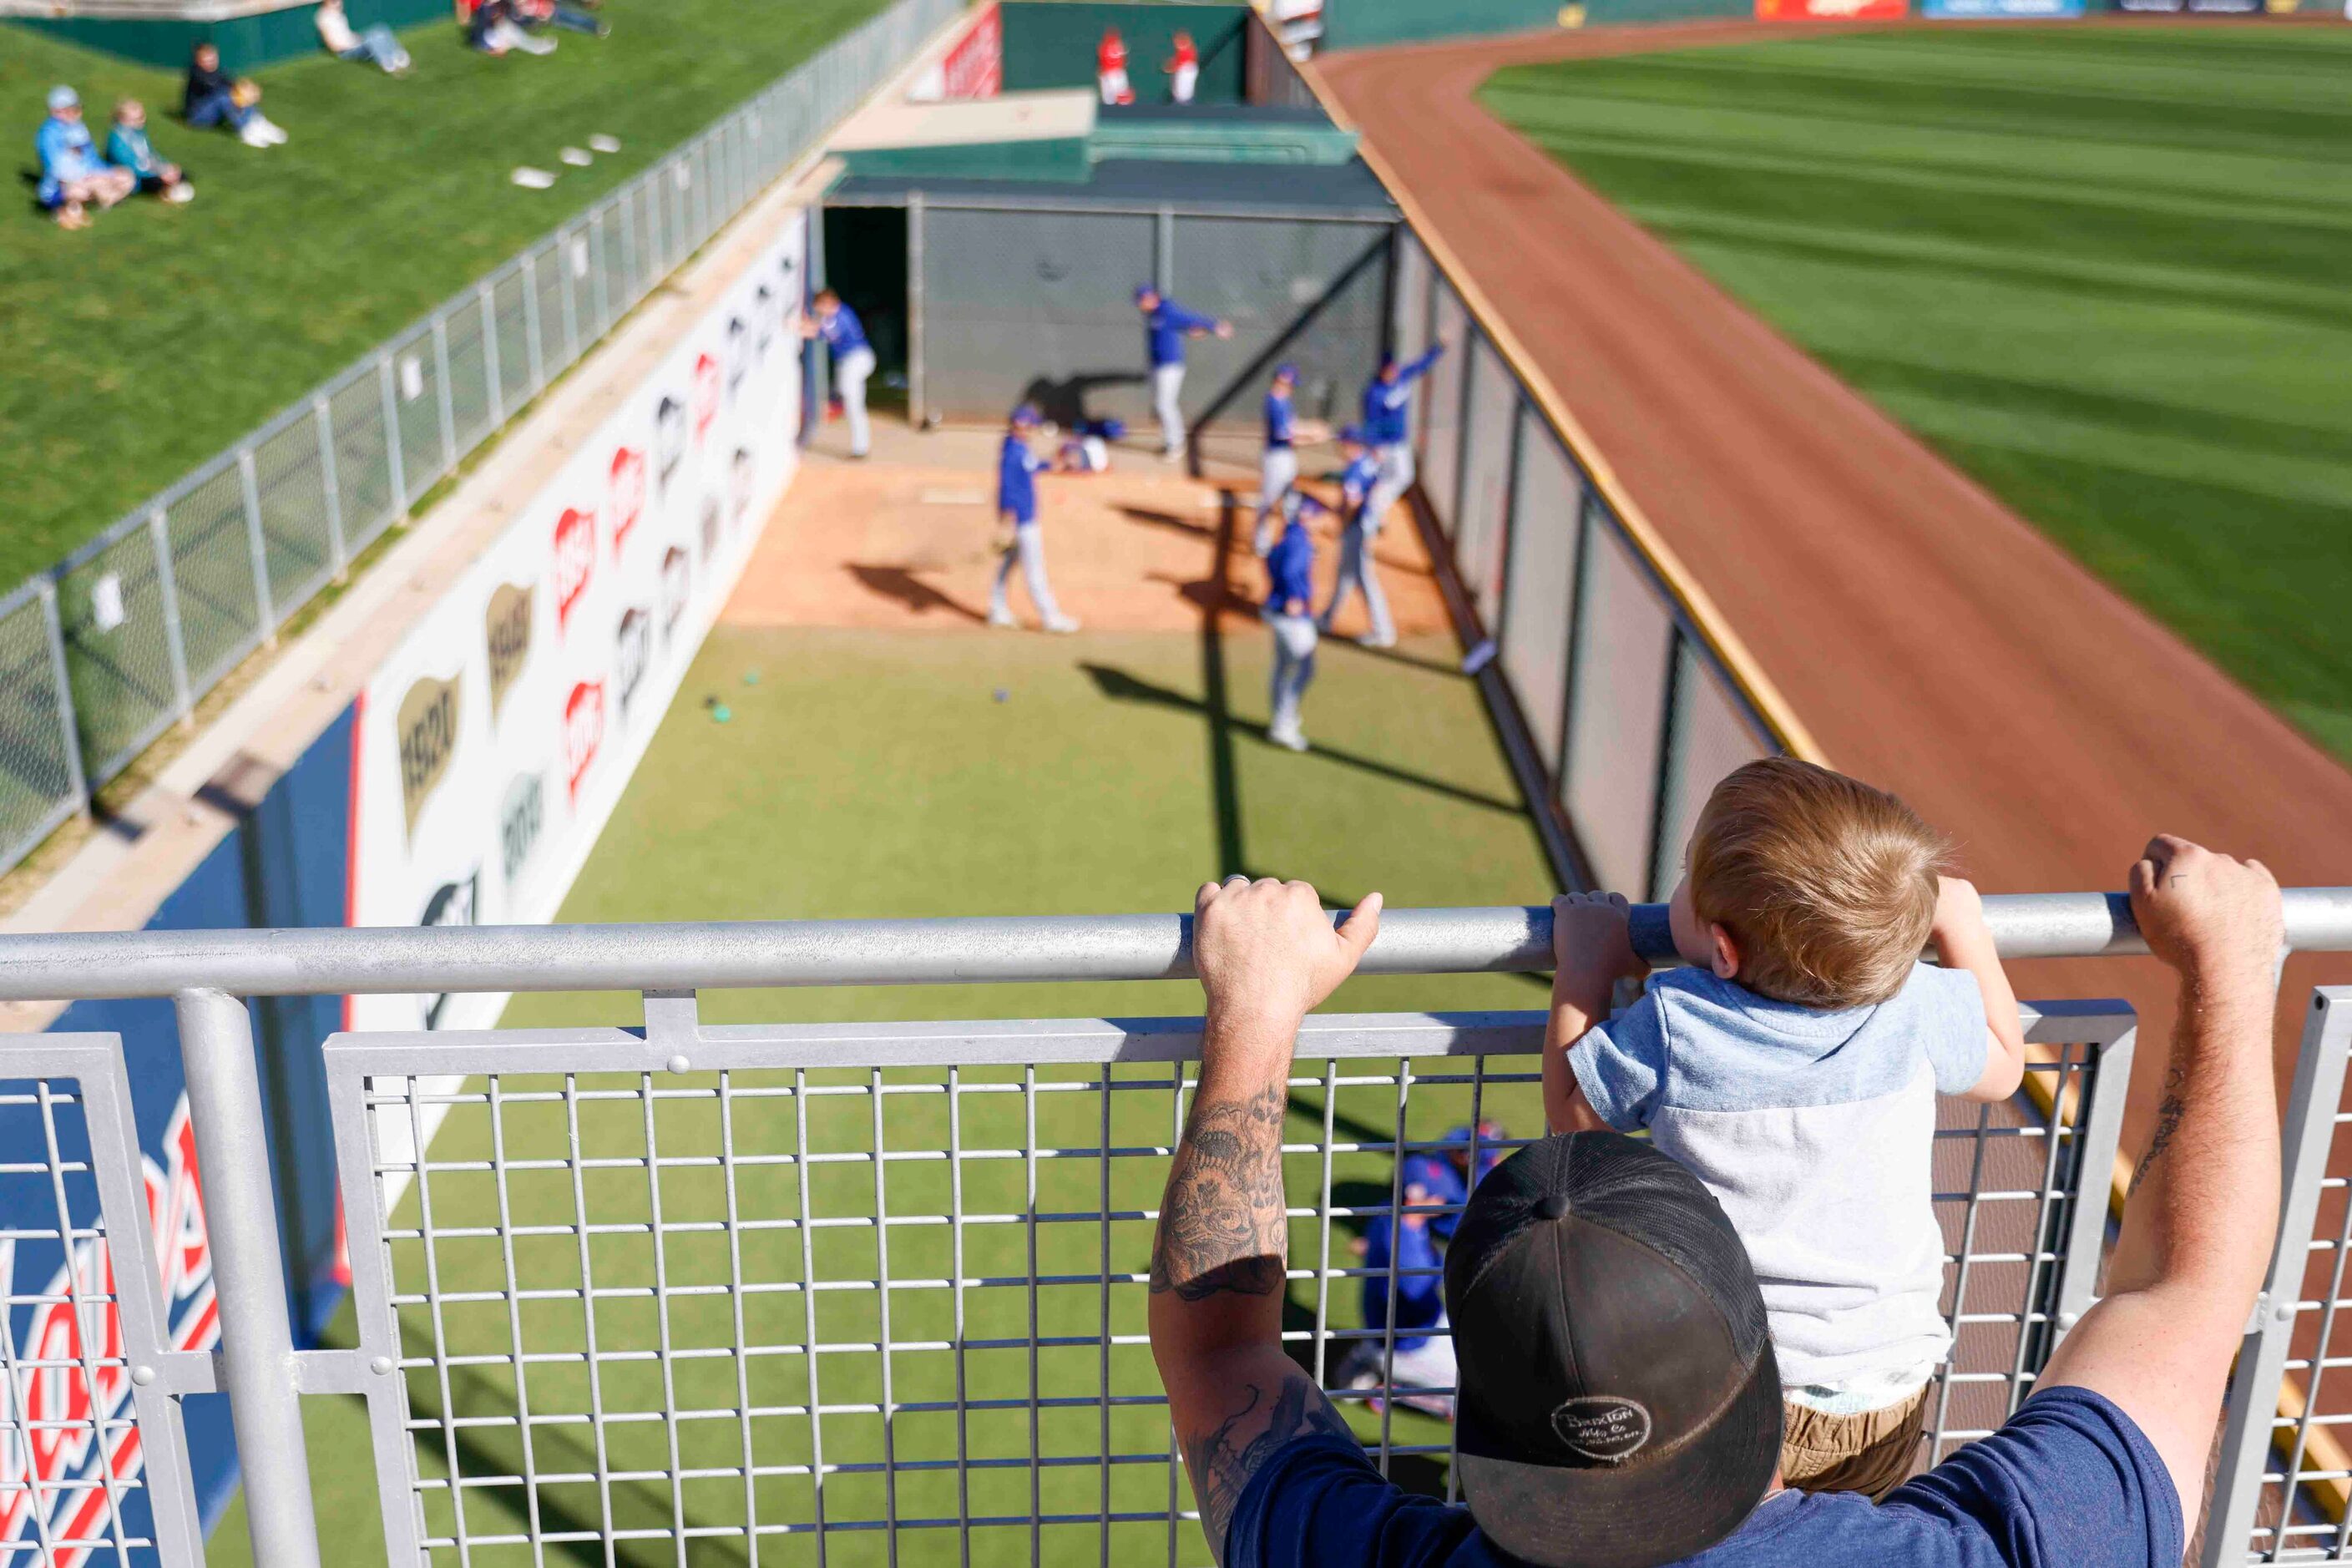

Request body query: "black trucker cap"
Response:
[1444, 1132, 1782, 1568]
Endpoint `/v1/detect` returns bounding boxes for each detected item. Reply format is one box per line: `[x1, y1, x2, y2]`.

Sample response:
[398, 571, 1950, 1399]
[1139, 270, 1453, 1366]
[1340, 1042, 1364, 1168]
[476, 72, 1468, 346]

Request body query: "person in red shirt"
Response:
[1165, 30, 1199, 104]
[1097, 27, 1133, 106]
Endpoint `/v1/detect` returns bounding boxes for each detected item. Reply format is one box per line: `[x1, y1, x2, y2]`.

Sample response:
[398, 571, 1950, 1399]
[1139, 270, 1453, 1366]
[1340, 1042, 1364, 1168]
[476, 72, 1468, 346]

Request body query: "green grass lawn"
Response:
[0, 0, 887, 589]
[1479, 27, 2352, 763]
[207, 621, 1561, 1565]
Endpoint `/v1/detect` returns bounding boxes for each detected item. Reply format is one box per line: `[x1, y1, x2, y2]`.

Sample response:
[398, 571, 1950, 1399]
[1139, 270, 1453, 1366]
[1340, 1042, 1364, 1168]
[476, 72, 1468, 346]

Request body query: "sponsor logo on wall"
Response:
[418, 871, 481, 1029]
[661, 549, 690, 644]
[554, 507, 596, 632]
[726, 317, 748, 402]
[700, 495, 721, 564]
[608, 446, 647, 559]
[501, 771, 545, 890]
[564, 680, 605, 803]
[691, 354, 721, 444]
[910, 1, 1002, 101]
[754, 287, 776, 357]
[655, 397, 688, 494]
[485, 583, 534, 723]
[1754, 0, 1907, 16]
[397, 673, 462, 837]
[731, 449, 756, 524]
[615, 608, 652, 718]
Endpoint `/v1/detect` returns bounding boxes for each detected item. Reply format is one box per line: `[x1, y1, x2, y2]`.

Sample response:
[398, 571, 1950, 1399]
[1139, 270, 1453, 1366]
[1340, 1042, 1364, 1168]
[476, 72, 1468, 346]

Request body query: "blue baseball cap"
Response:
[1010, 402, 1041, 428]
[1273, 362, 1298, 382]
[47, 85, 78, 113]
[1134, 285, 1158, 304]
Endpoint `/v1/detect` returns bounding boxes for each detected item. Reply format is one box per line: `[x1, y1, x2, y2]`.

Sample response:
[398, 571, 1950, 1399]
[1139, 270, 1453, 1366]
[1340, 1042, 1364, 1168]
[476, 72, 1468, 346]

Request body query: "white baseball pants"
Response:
[1253, 445, 1297, 551]
[991, 523, 1065, 625]
[1269, 612, 1318, 740]
[1151, 362, 1186, 457]
[835, 346, 875, 458]
[1322, 524, 1394, 645]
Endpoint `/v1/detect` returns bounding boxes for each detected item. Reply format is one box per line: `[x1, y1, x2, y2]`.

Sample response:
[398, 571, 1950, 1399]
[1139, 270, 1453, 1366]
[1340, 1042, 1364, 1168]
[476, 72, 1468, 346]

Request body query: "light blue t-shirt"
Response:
[1570, 964, 1989, 1393]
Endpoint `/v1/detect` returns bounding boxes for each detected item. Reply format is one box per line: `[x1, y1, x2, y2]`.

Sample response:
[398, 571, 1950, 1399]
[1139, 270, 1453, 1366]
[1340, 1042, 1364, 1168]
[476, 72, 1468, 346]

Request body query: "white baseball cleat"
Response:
[1044, 615, 1082, 635]
[1357, 630, 1397, 650]
[1268, 723, 1308, 752]
[987, 605, 1017, 629]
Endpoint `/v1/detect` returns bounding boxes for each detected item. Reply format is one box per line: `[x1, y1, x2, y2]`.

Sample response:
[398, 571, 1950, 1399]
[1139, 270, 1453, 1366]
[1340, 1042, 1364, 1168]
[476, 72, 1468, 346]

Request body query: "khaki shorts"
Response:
[1780, 1385, 1930, 1501]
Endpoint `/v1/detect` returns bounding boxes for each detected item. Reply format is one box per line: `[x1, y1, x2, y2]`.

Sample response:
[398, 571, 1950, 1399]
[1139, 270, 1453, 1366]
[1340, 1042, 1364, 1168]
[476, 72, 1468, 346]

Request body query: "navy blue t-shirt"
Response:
[1227, 1387, 2178, 1568]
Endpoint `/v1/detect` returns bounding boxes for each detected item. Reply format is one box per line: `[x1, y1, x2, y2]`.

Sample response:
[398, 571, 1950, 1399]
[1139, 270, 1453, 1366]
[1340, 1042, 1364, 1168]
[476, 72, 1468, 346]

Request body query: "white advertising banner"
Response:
[349, 211, 807, 1049]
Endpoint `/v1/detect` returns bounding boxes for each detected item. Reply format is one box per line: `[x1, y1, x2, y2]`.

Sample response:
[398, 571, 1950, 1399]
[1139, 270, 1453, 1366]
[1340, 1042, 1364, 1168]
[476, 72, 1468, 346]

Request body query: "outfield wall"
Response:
[6, 0, 448, 72]
[3, 195, 812, 1561]
[1001, 0, 1253, 101]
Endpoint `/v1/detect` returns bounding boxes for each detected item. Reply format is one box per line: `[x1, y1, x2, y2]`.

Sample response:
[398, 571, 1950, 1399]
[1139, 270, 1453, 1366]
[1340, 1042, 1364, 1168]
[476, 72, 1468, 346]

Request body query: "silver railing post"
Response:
[175, 986, 325, 1568]
[906, 194, 924, 427]
[377, 350, 409, 518]
[236, 445, 279, 641]
[522, 250, 547, 396]
[2203, 986, 2352, 1566]
[430, 315, 458, 474]
[479, 280, 505, 432]
[2045, 1022, 2133, 1345]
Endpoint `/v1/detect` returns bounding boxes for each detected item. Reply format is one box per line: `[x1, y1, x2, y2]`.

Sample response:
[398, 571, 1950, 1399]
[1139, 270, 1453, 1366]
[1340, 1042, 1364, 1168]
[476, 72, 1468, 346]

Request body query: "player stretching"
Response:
[1136, 285, 1232, 463]
[802, 289, 875, 460]
[1320, 425, 1393, 649]
[1264, 493, 1323, 752]
[989, 404, 1080, 635]
[1164, 29, 1199, 104]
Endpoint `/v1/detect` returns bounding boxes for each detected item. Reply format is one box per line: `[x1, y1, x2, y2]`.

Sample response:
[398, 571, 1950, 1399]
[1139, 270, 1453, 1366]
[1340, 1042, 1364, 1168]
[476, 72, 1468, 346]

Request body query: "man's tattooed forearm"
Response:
[1151, 1083, 1288, 1299]
[2129, 1093, 2187, 1196]
[1184, 1373, 1355, 1563]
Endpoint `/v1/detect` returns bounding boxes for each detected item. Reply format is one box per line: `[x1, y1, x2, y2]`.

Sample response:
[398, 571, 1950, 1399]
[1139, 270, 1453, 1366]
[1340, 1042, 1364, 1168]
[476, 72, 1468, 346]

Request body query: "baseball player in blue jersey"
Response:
[802, 289, 876, 459]
[1362, 340, 1448, 529]
[1264, 491, 1324, 752]
[990, 404, 1080, 635]
[1252, 362, 1324, 556]
[1135, 285, 1232, 462]
[1319, 425, 1394, 648]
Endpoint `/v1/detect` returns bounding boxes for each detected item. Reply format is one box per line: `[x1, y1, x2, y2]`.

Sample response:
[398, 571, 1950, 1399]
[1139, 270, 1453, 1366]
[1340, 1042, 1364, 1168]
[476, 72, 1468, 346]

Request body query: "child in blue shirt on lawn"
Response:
[1546, 757, 2026, 1498]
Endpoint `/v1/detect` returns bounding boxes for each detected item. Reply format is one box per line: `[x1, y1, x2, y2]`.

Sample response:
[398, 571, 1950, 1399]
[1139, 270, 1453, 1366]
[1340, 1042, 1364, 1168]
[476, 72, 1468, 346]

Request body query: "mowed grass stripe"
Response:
[206, 624, 1559, 1565]
[1482, 28, 2352, 766]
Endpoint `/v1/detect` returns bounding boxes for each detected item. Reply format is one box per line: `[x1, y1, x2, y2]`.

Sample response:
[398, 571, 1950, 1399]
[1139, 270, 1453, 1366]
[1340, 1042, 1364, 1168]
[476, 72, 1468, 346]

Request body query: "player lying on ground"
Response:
[1151, 842, 2279, 1565]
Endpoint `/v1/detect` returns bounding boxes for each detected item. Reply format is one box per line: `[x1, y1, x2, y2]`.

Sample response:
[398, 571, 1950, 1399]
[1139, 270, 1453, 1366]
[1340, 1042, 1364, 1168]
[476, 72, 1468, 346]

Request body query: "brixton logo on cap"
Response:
[1551, 1397, 1651, 1464]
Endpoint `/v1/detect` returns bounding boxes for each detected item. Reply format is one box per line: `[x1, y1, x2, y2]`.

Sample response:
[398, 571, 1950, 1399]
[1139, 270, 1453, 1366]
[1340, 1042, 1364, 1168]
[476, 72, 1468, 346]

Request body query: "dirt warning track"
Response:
[1319, 23, 2352, 1143]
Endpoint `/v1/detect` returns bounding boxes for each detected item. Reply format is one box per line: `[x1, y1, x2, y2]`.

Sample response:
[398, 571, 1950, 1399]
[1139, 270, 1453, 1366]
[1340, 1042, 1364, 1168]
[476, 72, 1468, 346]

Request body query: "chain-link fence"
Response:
[0, 0, 964, 881]
[893, 196, 1396, 445]
[1391, 227, 1779, 896]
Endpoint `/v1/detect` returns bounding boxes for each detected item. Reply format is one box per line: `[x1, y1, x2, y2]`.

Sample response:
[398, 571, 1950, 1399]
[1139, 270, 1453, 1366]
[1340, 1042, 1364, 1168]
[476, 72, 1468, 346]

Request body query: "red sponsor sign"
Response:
[943, 3, 1002, 99]
[554, 507, 595, 632]
[564, 680, 605, 802]
[690, 355, 721, 446]
[1757, 0, 1907, 15]
[606, 446, 646, 560]
[1, 1100, 218, 1566]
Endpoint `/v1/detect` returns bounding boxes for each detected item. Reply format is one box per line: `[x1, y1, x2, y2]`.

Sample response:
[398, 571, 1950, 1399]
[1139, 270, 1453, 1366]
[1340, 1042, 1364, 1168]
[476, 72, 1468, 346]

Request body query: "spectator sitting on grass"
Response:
[468, 0, 558, 56]
[518, 0, 609, 39]
[317, 0, 412, 74]
[34, 86, 134, 230]
[184, 43, 286, 147]
[105, 100, 194, 205]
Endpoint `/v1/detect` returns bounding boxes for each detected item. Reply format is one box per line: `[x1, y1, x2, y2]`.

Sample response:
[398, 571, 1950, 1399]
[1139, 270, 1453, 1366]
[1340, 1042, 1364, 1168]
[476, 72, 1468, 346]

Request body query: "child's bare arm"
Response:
[1545, 893, 1642, 1135]
[1935, 877, 2026, 1102]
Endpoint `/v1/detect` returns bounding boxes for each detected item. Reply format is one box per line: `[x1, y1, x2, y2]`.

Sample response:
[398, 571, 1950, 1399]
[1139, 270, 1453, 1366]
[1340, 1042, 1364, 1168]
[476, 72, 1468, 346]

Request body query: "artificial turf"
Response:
[205, 621, 1560, 1565]
[1479, 27, 2352, 765]
[0, 0, 888, 589]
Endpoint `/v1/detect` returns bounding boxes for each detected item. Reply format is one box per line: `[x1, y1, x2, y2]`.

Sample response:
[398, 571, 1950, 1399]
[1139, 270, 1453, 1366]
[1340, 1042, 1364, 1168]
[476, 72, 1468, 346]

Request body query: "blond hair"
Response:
[1687, 758, 1947, 1009]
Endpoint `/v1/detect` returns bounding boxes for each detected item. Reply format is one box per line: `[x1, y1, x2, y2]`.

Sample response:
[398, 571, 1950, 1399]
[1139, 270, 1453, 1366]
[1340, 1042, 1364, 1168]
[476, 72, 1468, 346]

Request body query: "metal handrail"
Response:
[2, 889, 2345, 1001]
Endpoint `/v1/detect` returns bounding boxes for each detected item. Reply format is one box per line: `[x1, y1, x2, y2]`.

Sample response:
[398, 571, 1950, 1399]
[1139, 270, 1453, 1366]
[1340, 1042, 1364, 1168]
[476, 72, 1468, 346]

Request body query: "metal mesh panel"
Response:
[920, 207, 1160, 427]
[326, 367, 399, 554]
[0, 594, 81, 866]
[1647, 639, 1771, 902]
[56, 524, 176, 782]
[443, 304, 494, 459]
[1166, 217, 1390, 428]
[1453, 334, 1515, 628]
[1499, 411, 1583, 772]
[1392, 230, 1429, 370]
[391, 326, 447, 510]
[163, 463, 264, 693]
[533, 243, 577, 381]
[332, 1009, 2120, 1564]
[492, 270, 535, 422]
[1419, 281, 1467, 539]
[1562, 505, 1674, 897]
[250, 417, 336, 614]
